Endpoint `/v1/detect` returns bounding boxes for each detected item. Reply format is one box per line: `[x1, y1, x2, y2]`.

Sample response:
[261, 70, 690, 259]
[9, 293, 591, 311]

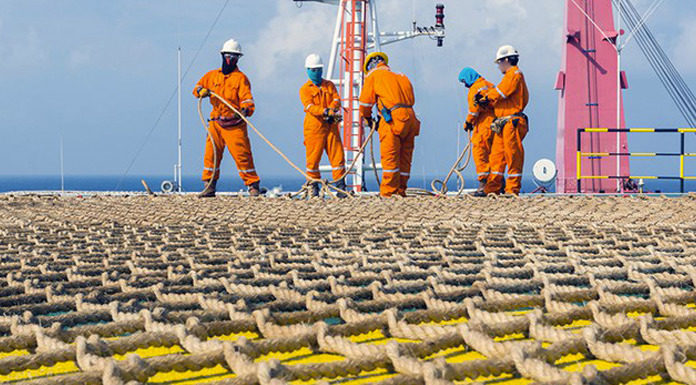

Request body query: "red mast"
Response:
[555, 0, 630, 193]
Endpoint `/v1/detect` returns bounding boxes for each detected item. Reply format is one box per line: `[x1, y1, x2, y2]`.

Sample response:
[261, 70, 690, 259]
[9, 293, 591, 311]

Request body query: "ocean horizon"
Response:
[0, 174, 692, 194]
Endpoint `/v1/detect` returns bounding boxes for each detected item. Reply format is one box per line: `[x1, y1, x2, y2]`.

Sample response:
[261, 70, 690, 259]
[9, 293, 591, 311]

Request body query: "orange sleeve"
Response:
[466, 86, 480, 125]
[238, 75, 255, 117]
[486, 70, 522, 104]
[193, 72, 210, 98]
[359, 73, 376, 119]
[328, 82, 341, 110]
[300, 85, 325, 117]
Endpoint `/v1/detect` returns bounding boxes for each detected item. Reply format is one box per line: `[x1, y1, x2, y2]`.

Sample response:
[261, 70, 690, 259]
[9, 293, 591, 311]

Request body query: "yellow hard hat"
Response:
[364, 52, 389, 73]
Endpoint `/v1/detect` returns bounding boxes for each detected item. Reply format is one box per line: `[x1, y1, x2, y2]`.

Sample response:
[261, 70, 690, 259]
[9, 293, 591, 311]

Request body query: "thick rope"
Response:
[430, 129, 473, 196]
[2, 196, 696, 384]
[200, 92, 379, 198]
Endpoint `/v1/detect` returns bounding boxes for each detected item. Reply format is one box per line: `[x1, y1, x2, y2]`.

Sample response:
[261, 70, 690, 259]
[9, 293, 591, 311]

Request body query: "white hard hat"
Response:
[495, 45, 519, 62]
[305, 53, 324, 69]
[221, 38, 243, 56]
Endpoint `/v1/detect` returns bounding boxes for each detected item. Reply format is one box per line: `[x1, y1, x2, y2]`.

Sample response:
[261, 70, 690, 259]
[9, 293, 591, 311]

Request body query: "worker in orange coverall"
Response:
[459, 67, 497, 197]
[478, 45, 529, 195]
[359, 52, 421, 197]
[193, 38, 262, 198]
[299, 53, 347, 198]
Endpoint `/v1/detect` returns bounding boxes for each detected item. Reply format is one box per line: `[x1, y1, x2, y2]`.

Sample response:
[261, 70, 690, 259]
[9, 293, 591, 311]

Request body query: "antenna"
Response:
[161, 48, 183, 194]
[59, 132, 65, 194]
[177, 47, 183, 192]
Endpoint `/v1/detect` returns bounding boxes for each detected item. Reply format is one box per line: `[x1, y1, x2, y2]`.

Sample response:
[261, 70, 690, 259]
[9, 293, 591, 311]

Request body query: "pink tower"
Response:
[555, 0, 630, 193]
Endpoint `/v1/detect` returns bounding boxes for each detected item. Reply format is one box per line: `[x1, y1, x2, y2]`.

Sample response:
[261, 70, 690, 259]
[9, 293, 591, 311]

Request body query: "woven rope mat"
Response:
[1, 194, 696, 385]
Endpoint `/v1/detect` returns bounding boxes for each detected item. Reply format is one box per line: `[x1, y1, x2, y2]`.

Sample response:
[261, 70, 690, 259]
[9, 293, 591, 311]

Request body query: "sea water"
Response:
[0, 175, 691, 194]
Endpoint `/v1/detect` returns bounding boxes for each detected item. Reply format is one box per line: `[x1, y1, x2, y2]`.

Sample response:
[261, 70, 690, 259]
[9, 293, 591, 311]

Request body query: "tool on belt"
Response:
[379, 102, 413, 124]
[491, 112, 528, 134]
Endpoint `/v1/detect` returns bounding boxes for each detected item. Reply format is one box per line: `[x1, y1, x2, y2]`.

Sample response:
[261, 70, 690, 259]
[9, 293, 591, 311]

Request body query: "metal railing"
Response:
[576, 128, 696, 193]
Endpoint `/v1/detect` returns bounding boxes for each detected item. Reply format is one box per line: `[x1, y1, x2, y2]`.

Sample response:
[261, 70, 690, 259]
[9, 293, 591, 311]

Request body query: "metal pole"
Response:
[177, 47, 183, 192]
[616, 0, 622, 192]
[60, 133, 65, 194]
[577, 128, 582, 193]
[327, 2, 343, 81]
[681, 132, 685, 193]
[369, 0, 381, 51]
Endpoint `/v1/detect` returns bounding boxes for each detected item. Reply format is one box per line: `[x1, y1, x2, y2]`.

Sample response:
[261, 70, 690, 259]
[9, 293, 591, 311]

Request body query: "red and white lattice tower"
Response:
[294, 0, 444, 192]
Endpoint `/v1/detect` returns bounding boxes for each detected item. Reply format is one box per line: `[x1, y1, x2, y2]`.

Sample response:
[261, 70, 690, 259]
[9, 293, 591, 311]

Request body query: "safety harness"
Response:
[211, 115, 244, 128]
[379, 101, 413, 124]
[491, 112, 529, 134]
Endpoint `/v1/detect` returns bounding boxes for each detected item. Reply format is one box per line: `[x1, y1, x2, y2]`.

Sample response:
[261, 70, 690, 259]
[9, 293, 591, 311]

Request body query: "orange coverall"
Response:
[466, 77, 497, 183]
[193, 68, 259, 186]
[482, 66, 529, 195]
[359, 63, 420, 197]
[299, 79, 346, 181]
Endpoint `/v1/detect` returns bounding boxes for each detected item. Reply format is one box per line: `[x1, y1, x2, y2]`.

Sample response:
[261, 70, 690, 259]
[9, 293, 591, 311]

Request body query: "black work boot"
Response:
[473, 179, 487, 197]
[334, 178, 348, 198]
[309, 182, 320, 198]
[248, 181, 262, 197]
[198, 180, 217, 198]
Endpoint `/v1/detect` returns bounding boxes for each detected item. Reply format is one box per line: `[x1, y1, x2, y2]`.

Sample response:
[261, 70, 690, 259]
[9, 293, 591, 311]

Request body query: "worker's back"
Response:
[362, 63, 415, 111]
[492, 65, 528, 117]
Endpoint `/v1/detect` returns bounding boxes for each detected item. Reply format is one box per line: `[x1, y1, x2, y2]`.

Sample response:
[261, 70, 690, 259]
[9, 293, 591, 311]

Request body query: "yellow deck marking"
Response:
[0, 361, 79, 383]
[147, 364, 235, 384]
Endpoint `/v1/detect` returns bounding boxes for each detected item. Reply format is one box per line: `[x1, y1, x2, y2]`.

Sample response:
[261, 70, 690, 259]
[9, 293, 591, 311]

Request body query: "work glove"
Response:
[197, 87, 210, 98]
[240, 108, 250, 117]
[363, 116, 374, 127]
[474, 93, 490, 106]
[330, 108, 343, 122]
[464, 122, 474, 132]
[331, 109, 343, 124]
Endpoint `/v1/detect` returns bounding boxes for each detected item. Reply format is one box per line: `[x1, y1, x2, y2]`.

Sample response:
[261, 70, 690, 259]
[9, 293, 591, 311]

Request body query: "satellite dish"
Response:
[533, 159, 557, 184]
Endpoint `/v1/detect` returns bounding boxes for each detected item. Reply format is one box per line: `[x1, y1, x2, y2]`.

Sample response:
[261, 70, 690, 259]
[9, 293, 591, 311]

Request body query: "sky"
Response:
[1, 0, 695, 183]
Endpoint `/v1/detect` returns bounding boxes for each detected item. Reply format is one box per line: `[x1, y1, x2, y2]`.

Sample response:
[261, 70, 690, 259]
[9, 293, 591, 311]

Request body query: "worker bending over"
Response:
[478, 45, 529, 195]
[459, 67, 497, 196]
[299, 54, 347, 197]
[359, 52, 421, 197]
[193, 38, 262, 197]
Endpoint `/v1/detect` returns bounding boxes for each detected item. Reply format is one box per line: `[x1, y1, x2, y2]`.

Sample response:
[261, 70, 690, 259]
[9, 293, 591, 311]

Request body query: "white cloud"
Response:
[67, 49, 92, 70]
[372, 0, 563, 90]
[247, 0, 563, 91]
[247, 2, 335, 80]
[0, 25, 47, 72]
[671, 20, 696, 75]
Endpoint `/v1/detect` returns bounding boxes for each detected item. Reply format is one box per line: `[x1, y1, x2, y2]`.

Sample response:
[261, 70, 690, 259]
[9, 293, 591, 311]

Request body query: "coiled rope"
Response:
[430, 129, 473, 196]
[407, 129, 473, 197]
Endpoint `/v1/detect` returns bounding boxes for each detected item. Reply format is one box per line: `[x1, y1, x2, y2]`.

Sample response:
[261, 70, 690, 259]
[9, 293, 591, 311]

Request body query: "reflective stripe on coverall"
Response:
[359, 63, 420, 197]
[299, 79, 346, 180]
[483, 66, 529, 195]
[466, 77, 497, 182]
[194, 68, 259, 185]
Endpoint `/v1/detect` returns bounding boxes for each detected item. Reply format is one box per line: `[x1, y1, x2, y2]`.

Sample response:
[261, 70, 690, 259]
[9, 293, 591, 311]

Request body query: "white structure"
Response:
[295, 0, 445, 192]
